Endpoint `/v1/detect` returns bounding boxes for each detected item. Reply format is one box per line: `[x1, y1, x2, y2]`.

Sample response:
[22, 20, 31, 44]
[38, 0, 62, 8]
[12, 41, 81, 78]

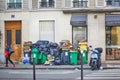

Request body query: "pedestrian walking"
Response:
[5, 43, 15, 67]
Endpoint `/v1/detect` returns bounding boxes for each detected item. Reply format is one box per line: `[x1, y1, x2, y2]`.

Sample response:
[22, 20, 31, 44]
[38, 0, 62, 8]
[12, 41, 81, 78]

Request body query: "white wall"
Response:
[29, 10, 72, 43]
[0, 10, 107, 62]
[88, 13, 106, 62]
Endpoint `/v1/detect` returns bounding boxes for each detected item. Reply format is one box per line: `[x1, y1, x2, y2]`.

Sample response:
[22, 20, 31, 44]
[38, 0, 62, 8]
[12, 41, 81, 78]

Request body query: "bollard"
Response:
[81, 50, 83, 80]
[78, 47, 83, 80]
[31, 45, 39, 80]
[33, 54, 36, 80]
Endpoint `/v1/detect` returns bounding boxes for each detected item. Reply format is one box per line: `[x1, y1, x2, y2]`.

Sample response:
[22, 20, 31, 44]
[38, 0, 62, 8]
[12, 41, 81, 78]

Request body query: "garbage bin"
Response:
[61, 50, 70, 65]
[79, 42, 88, 64]
[38, 52, 43, 60]
[82, 50, 87, 64]
[70, 51, 78, 65]
[41, 53, 47, 64]
[31, 48, 39, 64]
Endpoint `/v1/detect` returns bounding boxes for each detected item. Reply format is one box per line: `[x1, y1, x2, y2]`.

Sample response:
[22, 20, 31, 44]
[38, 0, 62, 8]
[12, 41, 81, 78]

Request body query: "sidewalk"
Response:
[0, 63, 120, 70]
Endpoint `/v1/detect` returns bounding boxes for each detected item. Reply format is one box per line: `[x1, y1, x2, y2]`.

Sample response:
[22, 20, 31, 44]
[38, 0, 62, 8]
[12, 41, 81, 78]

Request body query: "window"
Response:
[96, 0, 105, 7]
[106, 26, 120, 60]
[106, 0, 120, 7]
[72, 0, 88, 8]
[39, 0, 55, 8]
[7, 0, 22, 9]
[72, 27, 87, 49]
[39, 20, 55, 42]
[6, 30, 12, 45]
[16, 30, 21, 44]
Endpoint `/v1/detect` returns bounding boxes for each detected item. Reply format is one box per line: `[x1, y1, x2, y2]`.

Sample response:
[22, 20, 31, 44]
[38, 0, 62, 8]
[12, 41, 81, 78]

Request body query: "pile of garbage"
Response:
[22, 40, 81, 65]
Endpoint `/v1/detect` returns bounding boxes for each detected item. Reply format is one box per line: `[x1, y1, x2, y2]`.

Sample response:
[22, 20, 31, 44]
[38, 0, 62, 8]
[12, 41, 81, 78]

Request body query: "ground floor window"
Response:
[72, 27, 87, 49]
[39, 20, 55, 42]
[106, 26, 120, 60]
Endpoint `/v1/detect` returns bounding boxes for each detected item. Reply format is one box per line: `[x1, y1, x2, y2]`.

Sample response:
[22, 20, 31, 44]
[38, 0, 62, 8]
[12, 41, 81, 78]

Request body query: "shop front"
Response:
[70, 14, 87, 49]
[70, 14, 88, 64]
[105, 14, 120, 60]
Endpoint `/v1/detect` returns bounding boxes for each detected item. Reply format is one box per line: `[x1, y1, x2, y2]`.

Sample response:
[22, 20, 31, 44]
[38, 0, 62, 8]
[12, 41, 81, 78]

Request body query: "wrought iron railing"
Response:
[73, 1, 88, 8]
[106, 0, 120, 7]
[39, 1, 55, 8]
[7, 3, 22, 9]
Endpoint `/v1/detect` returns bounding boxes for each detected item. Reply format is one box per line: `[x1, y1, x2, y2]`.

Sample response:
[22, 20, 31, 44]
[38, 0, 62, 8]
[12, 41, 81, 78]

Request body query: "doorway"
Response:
[72, 27, 87, 49]
[5, 21, 22, 61]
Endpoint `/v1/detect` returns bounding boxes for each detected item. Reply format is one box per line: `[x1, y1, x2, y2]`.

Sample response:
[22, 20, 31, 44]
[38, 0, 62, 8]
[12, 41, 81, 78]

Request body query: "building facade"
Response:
[0, 0, 120, 63]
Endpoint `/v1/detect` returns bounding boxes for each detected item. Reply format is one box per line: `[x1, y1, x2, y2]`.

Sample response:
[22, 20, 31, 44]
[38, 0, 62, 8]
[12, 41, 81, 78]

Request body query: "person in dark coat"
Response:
[5, 44, 15, 67]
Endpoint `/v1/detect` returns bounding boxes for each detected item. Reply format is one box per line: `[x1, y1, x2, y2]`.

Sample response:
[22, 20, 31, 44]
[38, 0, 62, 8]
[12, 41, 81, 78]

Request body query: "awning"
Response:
[70, 15, 87, 26]
[106, 15, 120, 26]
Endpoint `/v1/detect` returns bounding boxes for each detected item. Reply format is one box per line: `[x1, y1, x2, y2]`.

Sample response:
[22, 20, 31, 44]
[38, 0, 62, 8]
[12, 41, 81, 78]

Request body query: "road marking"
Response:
[9, 70, 76, 74]
[76, 69, 120, 80]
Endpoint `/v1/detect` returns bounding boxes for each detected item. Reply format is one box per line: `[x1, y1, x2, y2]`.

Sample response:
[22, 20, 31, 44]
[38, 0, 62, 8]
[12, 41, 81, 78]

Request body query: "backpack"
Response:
[8, 47, 14, 54]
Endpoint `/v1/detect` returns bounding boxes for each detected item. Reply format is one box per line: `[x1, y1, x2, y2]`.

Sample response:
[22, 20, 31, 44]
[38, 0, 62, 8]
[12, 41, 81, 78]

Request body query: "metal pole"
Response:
[33, 55, 36, 80]
[81, 50, 83, 80]
[78, 48, 83, 80]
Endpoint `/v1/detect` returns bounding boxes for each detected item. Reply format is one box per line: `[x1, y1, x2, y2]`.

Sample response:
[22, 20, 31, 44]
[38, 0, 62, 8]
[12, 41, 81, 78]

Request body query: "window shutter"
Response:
[32, 0, 38, 9]
[64, 0, 71, 8]
[56, 0, 62, 8]
[39, 21, 55, 42]
[96, 0, 104, 6]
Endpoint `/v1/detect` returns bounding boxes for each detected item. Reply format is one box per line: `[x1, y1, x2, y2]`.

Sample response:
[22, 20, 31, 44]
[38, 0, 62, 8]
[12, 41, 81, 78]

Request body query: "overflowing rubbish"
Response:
[22, 40, 88, 65]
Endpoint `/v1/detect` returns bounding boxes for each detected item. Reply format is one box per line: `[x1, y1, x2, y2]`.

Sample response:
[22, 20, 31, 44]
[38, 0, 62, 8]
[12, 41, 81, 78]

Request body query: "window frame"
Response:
[39, 20, 55, 42]
[72, 26, 87, 49]
[71, 0, 88, 8]
[38, 0, 56, 8]
[96, 0, 106, 7]
[6, 0, 23, 9]
[105, 0, 120, 7]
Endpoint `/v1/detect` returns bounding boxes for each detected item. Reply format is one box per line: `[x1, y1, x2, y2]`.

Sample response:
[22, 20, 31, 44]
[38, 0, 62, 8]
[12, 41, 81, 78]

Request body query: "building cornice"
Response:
[63, 8, 120, 13]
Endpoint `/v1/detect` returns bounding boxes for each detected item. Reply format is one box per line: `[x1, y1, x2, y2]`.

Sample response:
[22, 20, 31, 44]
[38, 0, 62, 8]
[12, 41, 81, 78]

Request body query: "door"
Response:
[5, 21, 22, 61]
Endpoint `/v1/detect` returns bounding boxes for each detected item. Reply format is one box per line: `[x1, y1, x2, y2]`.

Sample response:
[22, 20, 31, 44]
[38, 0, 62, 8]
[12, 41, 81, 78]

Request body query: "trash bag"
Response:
[54, 57, 61, 65]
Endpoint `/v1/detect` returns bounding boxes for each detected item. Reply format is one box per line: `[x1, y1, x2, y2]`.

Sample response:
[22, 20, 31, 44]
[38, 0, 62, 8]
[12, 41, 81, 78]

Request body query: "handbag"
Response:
[9, 48, 14, 54]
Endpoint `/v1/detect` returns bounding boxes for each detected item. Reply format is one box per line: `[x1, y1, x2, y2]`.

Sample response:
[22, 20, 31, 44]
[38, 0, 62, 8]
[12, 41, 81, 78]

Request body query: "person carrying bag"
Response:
[5, 44, 15, 67]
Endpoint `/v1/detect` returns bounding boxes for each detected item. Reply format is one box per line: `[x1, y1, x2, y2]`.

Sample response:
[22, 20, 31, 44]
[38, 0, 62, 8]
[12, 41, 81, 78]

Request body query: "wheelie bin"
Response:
[70, 51, 78, 65]
[82, 50, 87, 64]
[41, 53, 47, 64]
[79, 42, 88, 64]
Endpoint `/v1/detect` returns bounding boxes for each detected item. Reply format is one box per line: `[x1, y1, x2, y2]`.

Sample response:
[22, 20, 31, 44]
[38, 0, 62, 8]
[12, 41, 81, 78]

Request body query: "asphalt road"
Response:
[0, 69, 120, 80]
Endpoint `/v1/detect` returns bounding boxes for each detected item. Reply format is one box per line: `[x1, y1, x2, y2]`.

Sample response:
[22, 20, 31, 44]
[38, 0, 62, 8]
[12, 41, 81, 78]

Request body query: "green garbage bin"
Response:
[41, 54, 47, 64]
[38, 52, 43, 60]
[82, 50, 87, 64]
[31, 48, 39, 64]
[79, 42, 88, 64]
[70, 51, 78, 65]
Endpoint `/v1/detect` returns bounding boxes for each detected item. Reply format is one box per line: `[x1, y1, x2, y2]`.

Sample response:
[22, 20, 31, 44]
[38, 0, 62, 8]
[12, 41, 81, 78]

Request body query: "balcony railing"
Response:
[39, 1, 55, 8]
[106, 0, 120, 7]
[7, 3, 22, 9]
[73, 1, 88, 8]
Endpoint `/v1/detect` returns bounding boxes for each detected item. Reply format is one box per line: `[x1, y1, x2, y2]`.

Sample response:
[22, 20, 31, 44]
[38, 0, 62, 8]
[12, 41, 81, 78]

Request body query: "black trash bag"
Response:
[54, 57, 61, 65]
[37, 40, 49, 45]
[52, 43, 58, 48]
[31, 43, 38, 49]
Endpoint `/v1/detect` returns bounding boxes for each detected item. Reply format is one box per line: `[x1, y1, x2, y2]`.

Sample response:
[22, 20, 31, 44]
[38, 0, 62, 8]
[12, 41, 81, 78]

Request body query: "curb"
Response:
[0, 64, 120, 70]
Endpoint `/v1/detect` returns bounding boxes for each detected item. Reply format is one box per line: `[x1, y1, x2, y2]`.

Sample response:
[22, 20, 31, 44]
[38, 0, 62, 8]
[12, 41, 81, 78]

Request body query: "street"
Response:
[0, 69, 120, 80]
